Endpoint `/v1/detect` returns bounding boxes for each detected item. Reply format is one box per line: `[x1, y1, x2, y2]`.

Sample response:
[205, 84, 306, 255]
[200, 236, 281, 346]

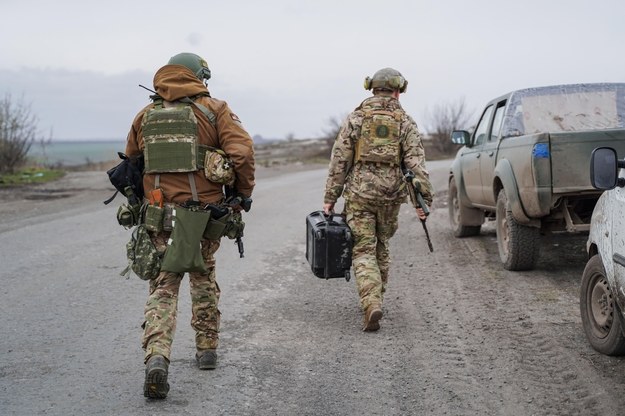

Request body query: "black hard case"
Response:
[306, 210, 352, 281]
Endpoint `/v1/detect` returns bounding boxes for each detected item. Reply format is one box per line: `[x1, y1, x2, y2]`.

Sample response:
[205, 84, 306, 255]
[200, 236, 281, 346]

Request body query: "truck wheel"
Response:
[580, 255, 625, 356]
[448, 178, 482, 237]
[495, 190, 539, 270]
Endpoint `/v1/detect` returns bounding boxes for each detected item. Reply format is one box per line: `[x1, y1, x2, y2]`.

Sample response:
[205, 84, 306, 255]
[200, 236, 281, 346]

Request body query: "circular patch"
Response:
[375, 124, 390, 138]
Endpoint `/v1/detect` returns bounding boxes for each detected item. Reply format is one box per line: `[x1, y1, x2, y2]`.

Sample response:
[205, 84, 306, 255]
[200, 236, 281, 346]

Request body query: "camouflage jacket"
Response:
[323, 95, 433, 206]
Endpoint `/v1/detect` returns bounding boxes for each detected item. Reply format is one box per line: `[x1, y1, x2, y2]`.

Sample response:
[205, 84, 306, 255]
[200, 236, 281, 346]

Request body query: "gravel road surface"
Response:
[1, 160, 625, 416]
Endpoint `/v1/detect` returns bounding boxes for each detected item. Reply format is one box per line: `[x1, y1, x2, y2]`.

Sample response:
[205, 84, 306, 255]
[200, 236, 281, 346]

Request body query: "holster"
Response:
[203, 204, 232, 240]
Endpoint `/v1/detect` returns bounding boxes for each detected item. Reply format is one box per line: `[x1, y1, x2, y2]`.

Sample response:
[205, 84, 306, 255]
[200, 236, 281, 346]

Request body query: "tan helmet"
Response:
[363, 67, 408, 93]
[168, 52, 212, 81]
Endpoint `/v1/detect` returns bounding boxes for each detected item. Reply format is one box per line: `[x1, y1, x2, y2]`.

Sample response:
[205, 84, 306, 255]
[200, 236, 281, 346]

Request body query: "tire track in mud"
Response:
[390, 202, 619, 415]
[389, 207, 502, 415]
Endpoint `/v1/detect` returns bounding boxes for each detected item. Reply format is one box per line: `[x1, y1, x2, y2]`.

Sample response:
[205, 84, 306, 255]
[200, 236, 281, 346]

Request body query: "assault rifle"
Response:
[225, 187, 253, 258]
[403, 169, 434, 252]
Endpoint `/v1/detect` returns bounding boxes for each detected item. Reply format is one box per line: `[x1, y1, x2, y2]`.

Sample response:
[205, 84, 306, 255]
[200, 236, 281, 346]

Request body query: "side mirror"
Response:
[451, 130, 471, 146]
[590, 147, 623, 190]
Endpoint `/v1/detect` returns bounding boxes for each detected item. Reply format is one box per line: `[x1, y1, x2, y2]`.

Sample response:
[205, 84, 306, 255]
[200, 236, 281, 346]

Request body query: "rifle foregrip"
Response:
[416, 192, 430, 216]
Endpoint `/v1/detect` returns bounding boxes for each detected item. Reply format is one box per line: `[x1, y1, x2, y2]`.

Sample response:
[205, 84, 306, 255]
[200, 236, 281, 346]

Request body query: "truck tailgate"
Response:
[550, 129, 625, 194]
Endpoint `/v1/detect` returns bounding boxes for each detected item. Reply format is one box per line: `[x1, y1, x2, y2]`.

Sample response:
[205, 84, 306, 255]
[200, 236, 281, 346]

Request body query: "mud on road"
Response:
[388, 182, 625, 415]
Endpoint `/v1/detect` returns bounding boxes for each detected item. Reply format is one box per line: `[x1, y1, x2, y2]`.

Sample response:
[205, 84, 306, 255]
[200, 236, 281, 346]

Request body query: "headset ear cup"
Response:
[364, 76, 372, 90]
[400, 78, 407, 93]
[199, 67, 211, 81]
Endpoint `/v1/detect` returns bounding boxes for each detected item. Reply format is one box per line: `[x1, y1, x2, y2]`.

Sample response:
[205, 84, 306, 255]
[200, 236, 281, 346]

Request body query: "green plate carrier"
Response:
[143, 101, 200, 174]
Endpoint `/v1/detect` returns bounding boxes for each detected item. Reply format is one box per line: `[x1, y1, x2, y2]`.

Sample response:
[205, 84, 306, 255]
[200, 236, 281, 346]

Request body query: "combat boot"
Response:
[363, 303, 383, 332]
[196, 349, 217, 370]
[143, 355, 170, 399]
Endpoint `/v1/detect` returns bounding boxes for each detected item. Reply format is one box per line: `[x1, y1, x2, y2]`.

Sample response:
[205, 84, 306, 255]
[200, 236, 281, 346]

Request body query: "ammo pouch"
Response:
[122, 224, 162, 280]
[117, 203, 141, 229]
[160, 206, 210, 274]
[144, 204, 165, 233]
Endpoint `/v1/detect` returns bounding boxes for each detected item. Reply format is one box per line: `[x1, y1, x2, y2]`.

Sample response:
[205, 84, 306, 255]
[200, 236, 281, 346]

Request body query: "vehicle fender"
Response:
[450, 157, 472, 208]
[494, 159, 531, 223]
[589, 192, 617, 291]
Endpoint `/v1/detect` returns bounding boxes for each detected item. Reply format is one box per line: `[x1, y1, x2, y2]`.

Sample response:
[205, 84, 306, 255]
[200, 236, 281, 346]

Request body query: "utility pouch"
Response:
[121, 224, 162, 280]
[160, 206, 210, 274]
[144, 204, 164, 233]
[204, 148, 235, 186]
[117, 203, 141, 229]
[223, 211, 245, 240]
[203, 211, 232, 240]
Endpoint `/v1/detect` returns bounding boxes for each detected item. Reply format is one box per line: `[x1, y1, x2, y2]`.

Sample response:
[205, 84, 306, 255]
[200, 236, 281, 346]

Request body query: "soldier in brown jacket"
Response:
[323, 68, 433, 332]
[125, 52, 255, 399]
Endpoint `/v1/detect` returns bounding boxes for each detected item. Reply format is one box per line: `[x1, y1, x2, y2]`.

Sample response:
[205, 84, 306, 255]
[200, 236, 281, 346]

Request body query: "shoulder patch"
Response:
[230, 113, 241, 123]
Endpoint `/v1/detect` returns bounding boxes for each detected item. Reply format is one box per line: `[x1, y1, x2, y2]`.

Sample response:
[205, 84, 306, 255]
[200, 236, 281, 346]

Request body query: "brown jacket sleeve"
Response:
[401, 116, 434, 205]
[125, 104, 151, 157]
[211, 101, 255, 198]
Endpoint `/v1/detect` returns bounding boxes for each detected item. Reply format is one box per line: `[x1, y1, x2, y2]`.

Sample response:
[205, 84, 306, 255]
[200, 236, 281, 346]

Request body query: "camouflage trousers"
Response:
[142, 231, 221, 363]
[345, 198, 401, 312]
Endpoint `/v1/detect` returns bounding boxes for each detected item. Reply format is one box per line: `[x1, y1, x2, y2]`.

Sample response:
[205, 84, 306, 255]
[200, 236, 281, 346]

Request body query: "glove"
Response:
[411, 177, 422, 192]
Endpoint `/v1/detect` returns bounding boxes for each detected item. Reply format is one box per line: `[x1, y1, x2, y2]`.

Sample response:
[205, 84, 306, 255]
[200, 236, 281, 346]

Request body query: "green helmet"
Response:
[363, 67, 408, 93]
[168, 52, 212, 81]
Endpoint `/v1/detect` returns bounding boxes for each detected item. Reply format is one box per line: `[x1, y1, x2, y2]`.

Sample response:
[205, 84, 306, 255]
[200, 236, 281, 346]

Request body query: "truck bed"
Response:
[550, 129, 625, 194]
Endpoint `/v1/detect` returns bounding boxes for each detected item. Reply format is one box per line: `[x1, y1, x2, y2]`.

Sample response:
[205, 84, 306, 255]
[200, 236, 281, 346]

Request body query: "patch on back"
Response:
[375, 124, 390, 138]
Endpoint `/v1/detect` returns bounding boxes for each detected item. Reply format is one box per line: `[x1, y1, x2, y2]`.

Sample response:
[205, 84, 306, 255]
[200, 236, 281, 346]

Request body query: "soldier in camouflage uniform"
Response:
[323, 67, 433, 332]
[125, 53, 255, 399]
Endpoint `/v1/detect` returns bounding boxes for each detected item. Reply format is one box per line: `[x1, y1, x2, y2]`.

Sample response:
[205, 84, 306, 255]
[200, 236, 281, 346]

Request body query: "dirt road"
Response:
[1, 160, 624, 415]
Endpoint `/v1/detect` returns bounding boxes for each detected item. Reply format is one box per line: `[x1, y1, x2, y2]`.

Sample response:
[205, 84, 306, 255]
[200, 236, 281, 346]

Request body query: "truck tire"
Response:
[495, 190, 539, 270]
[580, 255, 625, 356]
[448, 178, 482, 237]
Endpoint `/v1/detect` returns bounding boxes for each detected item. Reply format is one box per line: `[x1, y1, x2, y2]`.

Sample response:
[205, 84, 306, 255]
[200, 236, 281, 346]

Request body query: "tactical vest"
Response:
[141, 96, 232, 200]
[142, 97, 213, 174]
[355, 108, 403, 166]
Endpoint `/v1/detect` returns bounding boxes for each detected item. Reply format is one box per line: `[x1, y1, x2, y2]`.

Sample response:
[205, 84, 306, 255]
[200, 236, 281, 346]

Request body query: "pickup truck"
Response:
[580, 147, 625, 355]
[448, 83, 625, 270]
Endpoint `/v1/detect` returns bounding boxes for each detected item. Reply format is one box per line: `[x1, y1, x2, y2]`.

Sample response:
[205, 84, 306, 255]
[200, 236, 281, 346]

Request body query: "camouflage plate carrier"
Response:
[355, 108, 403, 166]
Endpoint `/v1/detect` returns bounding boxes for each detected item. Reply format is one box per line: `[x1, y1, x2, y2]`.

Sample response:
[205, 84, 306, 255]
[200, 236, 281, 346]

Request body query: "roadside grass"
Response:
[0, 167, 65, 187]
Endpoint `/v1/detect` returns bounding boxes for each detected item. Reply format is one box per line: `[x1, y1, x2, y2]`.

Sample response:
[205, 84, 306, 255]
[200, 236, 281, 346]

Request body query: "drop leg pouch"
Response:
[160, 206, 211, 274]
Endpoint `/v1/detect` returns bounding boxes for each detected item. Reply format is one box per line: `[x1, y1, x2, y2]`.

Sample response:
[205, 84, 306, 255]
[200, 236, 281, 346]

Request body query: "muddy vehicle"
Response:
[580, 147, 625, 355]
[448, 83, 625, 270]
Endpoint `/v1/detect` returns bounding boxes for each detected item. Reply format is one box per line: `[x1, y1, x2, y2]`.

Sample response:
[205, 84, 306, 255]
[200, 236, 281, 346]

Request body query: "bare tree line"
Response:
[423, 97, 474, 154]
[0, 94, 44, 173]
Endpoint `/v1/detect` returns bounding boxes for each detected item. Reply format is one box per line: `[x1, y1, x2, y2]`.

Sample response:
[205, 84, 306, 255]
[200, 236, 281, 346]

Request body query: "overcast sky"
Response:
[1, 0, 624, 141]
